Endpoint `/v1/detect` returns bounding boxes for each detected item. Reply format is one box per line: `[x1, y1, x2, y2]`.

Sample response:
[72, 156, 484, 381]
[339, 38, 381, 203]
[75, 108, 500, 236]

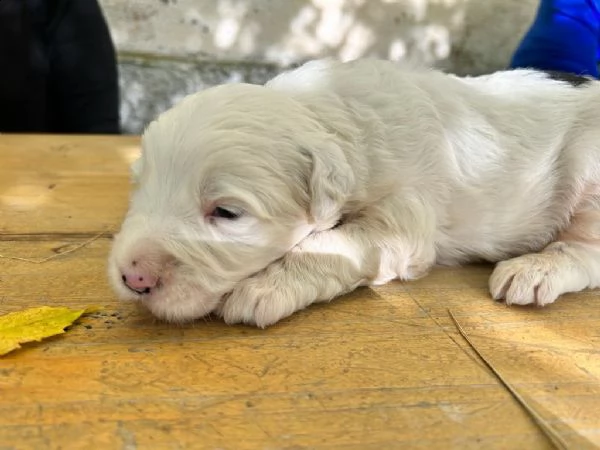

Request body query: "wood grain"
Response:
[1, 135, 599, 449]
[0, 134, 139, 234]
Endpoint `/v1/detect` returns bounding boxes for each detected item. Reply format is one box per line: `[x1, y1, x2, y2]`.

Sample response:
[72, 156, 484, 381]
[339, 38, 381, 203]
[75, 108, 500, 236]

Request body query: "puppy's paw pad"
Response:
[489, 254, 564, 307]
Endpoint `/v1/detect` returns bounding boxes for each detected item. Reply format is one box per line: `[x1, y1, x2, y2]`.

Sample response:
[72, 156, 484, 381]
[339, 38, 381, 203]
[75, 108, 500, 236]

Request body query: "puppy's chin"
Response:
[139, 283, 221, 324]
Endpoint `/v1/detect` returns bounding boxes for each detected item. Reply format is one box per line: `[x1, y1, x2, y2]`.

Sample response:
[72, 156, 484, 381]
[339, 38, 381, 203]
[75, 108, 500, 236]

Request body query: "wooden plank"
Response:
[0, 134, 140, 173]
[0, 390, 552, 450]
[397, 267, 600, 448]
[0, 240, 556, 449]
[0, 135, 139, 234]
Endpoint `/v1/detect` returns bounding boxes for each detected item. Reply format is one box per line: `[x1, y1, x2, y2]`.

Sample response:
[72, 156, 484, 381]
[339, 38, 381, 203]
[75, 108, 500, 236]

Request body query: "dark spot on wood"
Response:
[48, 183, 56, 190]
[84, 324, 93, 329]
[245, 400, 255, 408]
[415, 401, 433, 408]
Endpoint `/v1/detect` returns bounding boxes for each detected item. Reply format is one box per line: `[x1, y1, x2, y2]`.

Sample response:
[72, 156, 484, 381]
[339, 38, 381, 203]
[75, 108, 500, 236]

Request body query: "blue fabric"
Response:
[510, 0, 600, 78]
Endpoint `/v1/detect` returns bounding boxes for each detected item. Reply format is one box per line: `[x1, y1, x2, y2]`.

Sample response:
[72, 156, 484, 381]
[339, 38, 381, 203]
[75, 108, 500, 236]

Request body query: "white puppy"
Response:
[108, 59, 600, 327]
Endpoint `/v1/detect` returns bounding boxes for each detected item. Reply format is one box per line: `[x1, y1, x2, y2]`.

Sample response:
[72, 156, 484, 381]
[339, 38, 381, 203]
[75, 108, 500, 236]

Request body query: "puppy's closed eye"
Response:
[209, 206, 242, 220]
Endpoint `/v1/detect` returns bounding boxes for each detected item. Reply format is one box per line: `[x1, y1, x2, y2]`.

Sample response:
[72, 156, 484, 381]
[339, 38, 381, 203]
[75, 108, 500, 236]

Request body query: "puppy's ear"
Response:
[301, 141, 354, 229]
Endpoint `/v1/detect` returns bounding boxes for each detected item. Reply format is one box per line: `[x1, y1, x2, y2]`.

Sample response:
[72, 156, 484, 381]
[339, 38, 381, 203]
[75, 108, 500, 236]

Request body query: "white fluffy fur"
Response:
[108, 59, 600, 327]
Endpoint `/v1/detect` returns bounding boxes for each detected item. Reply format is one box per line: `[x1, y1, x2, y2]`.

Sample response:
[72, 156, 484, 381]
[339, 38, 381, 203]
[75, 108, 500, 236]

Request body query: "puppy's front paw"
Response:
[217, 262, 311, 328]
[489, 250, 588, 306]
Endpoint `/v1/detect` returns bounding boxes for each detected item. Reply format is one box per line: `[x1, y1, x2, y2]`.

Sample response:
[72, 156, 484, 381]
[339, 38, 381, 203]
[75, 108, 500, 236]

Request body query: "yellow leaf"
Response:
[0, 306, 92, 356]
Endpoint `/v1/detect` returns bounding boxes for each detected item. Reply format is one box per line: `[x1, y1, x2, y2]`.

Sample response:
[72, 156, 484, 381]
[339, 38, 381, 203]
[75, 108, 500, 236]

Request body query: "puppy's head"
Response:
[108, 83, 354, 323]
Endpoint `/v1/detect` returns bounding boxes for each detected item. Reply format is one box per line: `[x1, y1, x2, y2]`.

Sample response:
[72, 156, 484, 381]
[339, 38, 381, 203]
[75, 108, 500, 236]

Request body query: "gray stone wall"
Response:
[100, 0, 540, 134]
[118, 56, 280, 134]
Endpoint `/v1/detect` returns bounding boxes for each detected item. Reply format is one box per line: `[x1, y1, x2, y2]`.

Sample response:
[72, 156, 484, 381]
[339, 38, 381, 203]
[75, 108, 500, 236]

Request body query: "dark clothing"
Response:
[0, 0, 120, 134]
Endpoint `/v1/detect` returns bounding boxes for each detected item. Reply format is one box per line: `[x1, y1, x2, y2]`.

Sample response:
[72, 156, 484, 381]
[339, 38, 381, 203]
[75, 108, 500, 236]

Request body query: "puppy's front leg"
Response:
[218, 201, 437, 327]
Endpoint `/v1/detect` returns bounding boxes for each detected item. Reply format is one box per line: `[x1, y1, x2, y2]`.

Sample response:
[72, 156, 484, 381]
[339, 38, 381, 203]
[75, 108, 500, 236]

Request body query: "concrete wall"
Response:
[98, 0, 540, 133]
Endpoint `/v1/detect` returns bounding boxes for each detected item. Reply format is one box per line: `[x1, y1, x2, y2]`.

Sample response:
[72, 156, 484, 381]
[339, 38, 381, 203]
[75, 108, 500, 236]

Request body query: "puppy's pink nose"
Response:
[121, 269, 158, 295]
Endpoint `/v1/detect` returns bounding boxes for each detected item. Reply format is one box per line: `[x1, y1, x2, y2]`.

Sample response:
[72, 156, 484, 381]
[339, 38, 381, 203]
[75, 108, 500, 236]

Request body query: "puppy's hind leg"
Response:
[490, 197, 600, 306]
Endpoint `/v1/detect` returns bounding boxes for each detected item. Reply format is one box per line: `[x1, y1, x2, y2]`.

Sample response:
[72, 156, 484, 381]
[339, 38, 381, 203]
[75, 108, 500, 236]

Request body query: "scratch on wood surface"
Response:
[448, 309, 578, 450]
[0, 232, 114, 241]
[117, 421, 138, 450]
[405, 292, 485, 368]
[0, 231, 106, 263]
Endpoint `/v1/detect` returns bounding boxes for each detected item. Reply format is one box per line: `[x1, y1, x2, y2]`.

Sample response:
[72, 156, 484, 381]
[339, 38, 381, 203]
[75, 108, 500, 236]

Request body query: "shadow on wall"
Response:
[104, 0, 536, 133]
[185, 0, 463, 67]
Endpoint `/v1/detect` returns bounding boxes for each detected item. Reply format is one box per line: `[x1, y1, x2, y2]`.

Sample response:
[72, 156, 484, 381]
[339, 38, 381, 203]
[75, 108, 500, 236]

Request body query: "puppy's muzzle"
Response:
[121, 271, 160, 295]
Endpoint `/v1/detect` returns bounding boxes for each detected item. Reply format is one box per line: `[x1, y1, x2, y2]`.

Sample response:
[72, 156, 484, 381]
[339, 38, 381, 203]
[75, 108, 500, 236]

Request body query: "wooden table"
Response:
[1, 134, 599, 449]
